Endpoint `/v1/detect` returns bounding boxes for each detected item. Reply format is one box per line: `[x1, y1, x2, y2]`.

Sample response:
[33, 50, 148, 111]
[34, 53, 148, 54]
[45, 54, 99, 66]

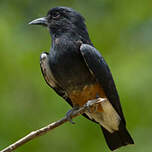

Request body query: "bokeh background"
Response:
[0, 0, 152, 151]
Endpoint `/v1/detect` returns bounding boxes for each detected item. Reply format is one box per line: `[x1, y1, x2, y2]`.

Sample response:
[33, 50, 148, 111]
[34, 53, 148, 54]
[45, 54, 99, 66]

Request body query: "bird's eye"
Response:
[52, 12, 60, 19]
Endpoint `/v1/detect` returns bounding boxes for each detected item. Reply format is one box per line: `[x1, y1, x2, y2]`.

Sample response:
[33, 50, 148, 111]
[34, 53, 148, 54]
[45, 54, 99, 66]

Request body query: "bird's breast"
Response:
[49, 46, 95, 91]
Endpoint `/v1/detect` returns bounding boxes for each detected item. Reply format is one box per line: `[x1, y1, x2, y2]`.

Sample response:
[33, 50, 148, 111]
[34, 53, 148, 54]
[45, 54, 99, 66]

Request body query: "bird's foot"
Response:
[66, 106, 79, 124]
[86, 97, 107, 113]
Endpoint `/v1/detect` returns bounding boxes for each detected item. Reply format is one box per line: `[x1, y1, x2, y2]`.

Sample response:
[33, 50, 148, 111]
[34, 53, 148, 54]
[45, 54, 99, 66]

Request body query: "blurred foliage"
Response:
[0, 0, 152, 151]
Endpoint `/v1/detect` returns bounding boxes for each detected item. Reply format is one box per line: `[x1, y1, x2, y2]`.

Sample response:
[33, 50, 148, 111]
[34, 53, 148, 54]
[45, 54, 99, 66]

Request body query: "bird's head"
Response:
[29, 7, 87, 35]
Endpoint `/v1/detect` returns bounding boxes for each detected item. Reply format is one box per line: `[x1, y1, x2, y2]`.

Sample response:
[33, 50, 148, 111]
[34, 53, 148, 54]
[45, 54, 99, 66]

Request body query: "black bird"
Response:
[29, 6, 134, 151]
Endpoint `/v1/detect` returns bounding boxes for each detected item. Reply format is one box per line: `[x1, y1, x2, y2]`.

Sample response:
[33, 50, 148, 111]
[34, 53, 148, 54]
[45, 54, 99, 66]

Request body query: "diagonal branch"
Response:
[0, 98, 106, 152]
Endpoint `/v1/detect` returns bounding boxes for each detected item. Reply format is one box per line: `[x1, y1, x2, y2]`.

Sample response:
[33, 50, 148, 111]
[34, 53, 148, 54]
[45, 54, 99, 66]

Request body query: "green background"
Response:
[0, 0, 152, 151]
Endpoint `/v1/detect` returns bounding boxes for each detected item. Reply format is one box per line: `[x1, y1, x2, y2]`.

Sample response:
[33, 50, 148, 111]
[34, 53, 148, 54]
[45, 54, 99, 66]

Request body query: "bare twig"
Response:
[0, 98, 106, 152]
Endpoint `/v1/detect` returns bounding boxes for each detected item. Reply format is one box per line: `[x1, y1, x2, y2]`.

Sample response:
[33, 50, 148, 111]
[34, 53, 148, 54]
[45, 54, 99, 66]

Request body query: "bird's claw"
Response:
[86, 97, 106, 113]
[86, 99, 98, 113]
[66, 107, 79, 124]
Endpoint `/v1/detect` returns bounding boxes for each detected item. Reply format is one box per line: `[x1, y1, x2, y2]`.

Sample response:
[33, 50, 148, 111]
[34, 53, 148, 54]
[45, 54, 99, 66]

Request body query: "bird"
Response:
[29, 6, 134, 151]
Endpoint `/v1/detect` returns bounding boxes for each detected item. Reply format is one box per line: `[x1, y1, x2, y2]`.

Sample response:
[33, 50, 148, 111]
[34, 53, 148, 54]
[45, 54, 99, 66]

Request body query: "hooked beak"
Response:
[28, 17, 48, 26]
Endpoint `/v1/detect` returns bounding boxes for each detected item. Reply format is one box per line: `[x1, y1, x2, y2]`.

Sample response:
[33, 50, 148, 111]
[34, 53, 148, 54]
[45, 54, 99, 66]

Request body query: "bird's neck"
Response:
[49, 27, 92, 45]
[50, 32, 77, 49]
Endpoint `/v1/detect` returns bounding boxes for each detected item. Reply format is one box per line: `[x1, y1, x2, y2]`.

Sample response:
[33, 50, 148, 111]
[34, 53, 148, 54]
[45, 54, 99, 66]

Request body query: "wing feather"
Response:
[80, 44, 126, 124]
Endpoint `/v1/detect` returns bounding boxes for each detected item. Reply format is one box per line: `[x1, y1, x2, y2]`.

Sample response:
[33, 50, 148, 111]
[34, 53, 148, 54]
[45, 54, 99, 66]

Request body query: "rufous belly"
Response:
[68, 83, 106, 112]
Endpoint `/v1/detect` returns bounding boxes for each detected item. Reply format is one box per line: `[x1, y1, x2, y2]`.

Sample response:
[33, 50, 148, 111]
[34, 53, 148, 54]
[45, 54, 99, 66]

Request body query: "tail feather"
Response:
[101, 121, 134, 151]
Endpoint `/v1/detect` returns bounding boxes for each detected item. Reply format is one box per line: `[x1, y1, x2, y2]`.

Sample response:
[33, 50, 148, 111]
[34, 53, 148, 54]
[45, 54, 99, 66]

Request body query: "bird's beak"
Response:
[28, 17, 48, 26]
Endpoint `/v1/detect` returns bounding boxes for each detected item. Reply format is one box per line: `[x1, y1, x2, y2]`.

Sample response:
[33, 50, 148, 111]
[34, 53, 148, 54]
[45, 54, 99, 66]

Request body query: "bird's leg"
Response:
[66, 106, 79, 124]
[86, 97, 107, 113]
[86, 99, 98, 113]
[96, 93, 100, 99]
[86, 94, 99, 113]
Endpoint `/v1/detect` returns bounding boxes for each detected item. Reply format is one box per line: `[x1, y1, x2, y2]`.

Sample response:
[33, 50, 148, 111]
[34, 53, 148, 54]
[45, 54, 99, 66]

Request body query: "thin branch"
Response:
[0, 98, 106, 152]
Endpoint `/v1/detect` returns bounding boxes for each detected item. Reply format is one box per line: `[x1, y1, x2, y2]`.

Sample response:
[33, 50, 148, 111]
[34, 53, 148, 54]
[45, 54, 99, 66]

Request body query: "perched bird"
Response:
[29, 6, 134, 151]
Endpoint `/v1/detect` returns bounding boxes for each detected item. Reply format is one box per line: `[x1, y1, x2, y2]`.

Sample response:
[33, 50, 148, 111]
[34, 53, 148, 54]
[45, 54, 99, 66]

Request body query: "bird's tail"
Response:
[101, 121, 134, 151]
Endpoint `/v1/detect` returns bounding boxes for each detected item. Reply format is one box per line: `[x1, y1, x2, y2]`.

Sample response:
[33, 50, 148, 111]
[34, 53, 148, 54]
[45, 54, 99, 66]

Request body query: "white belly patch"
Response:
[85, 98, 121, 133]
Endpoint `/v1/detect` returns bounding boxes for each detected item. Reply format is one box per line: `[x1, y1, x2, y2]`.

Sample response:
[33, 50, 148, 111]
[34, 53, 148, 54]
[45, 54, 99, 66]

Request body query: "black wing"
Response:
[80, 44, 126, 124]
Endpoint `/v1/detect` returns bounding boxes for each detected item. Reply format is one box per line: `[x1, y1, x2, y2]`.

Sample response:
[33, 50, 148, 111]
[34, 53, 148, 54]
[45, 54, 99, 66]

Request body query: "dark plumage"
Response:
[29, 6, 134, 151]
